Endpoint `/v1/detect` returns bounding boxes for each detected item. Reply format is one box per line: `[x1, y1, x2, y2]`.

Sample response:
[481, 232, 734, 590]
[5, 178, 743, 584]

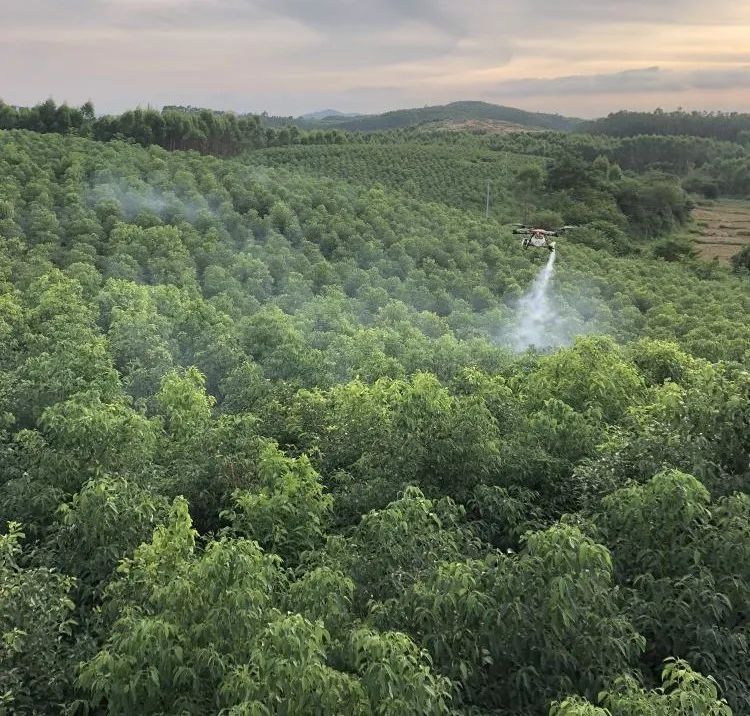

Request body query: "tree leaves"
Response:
[1, 112, 749, 716]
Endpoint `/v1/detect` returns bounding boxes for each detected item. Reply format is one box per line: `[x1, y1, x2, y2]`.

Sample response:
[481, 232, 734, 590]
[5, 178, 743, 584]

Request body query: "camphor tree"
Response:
[78, 500, 453, 715]
[0, 105, 749, 715]
[551, 658, 732, 716]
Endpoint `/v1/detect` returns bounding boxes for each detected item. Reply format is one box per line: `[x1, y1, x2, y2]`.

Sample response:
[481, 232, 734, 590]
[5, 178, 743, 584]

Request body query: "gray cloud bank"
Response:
[1, 0, 749, 115]
[490, 66, 750, 99]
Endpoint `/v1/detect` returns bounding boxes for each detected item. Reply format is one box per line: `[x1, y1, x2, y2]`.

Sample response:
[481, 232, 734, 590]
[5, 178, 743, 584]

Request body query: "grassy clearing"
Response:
[419, 119, 543, 134]
[691, 199, 750, 263]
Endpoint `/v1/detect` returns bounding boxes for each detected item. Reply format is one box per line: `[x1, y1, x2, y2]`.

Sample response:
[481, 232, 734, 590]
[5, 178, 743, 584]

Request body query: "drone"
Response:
[511, 224, 577, 253]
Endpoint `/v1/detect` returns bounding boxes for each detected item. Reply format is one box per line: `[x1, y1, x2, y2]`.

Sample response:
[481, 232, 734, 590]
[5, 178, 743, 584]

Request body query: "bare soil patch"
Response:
[691, 200, 750, 264]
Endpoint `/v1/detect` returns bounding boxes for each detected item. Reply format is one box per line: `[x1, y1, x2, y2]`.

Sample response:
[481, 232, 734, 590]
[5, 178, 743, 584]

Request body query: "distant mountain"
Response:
[299, 109, 361, 120]
[312, 101, 584, 132]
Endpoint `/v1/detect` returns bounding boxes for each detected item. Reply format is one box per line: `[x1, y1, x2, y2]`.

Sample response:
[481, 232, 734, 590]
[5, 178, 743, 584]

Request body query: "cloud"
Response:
[1, 0, 749, 115]
[1, 0, 464, 35]
[518, 0, 722, 24]
[487, 66, 750, 99]
[254, 0, 465, 35]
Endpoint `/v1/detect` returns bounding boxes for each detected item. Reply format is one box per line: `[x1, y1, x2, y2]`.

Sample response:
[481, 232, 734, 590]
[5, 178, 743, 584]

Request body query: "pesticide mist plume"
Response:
[512, 251, 558, 351]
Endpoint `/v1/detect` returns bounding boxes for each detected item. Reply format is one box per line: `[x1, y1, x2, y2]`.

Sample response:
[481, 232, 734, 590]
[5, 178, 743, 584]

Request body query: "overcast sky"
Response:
[2, 0, 750, 118]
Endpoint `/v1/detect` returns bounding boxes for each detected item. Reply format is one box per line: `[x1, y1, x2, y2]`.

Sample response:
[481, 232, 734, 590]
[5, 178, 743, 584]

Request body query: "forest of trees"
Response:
[0, 99, 351, 156]
[4, 99, 750, 200]
[0, 98, 749, 715]
[583, 109, 750, 143]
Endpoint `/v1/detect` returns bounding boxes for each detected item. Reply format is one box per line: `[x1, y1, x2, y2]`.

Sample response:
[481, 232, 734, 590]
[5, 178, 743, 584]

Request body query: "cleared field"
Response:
[691, 199, 750, 263]
[419, 119, 542, 134]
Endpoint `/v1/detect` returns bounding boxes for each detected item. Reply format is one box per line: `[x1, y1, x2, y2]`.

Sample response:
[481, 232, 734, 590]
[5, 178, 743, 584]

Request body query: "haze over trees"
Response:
[0, 95, 749, 714]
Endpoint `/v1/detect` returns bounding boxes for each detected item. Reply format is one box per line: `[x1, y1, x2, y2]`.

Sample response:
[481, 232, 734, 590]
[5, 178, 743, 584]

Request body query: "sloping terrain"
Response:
[280, 101, 583, 132]
[419, 118, 541, 134]
[3, 123, 750, 716]
[245, 141, 542, 218]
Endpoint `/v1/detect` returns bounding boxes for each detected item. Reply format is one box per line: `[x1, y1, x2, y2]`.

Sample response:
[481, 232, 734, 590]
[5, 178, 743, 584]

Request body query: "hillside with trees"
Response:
[299, 100, 583, 132]
[0, 102, 749, 715]
[0, 99, 353, 156]
[582, 109, 750, 143]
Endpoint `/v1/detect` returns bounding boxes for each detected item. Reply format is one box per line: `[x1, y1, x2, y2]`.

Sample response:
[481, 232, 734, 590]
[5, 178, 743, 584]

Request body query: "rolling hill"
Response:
[299, 109, 362, 120]
[263, 100, 583, 132]
[312, 101, 583, 132]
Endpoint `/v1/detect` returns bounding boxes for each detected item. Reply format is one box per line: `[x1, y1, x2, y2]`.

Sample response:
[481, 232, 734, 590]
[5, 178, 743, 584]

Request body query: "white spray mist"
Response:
[512, 251, 558, 351]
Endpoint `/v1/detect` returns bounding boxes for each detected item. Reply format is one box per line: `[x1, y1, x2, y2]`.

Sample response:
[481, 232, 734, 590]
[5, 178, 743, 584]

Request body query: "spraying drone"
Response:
[511, 224, 577, 253]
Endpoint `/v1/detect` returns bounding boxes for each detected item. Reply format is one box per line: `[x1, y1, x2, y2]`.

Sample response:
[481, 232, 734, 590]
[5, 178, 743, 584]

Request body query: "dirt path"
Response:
[691, 199, 750, 263]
